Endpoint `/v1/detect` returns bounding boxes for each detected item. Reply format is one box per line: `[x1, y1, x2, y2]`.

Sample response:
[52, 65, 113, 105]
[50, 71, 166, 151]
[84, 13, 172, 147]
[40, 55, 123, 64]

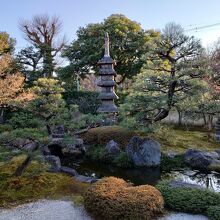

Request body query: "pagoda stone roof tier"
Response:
[97, 56, 115, 65]
[97, 103, 118, 113]
[99, 69, 116, 76]
[97, 92, 119, 100]
[97, 80, 116, 86]
[99, 72, 117, 76]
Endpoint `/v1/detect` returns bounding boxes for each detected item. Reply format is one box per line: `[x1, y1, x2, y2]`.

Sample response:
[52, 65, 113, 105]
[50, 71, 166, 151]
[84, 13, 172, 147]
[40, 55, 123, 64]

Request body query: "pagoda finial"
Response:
[104, 32, 110, 57]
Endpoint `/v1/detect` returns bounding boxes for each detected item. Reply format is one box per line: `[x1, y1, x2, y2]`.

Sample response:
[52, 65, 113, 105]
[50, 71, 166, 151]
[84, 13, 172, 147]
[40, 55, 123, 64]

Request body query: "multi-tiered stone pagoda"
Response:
[215, 117, 220, 141]
[97, 33, 118, 113]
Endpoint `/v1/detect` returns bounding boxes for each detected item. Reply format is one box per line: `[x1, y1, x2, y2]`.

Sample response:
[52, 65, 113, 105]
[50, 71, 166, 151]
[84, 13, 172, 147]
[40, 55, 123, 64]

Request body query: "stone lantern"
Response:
[97, 33, 118, 113]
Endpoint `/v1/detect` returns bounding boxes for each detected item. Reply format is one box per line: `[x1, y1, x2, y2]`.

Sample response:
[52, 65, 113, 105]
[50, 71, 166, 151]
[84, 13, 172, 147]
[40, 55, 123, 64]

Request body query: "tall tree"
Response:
[0, 32, 29, 123]
[120, 23, 206, 125]
[61, 14, 158, 86]
[27, 78, 66, 135]
[19, 14, 65, 77]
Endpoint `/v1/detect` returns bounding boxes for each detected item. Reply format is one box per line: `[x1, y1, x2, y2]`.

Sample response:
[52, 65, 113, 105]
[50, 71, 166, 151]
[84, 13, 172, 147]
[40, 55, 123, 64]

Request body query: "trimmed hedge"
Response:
[156, 180, 220, 214]
[85, 177, 164, 220]
[206, 206, 220, 220]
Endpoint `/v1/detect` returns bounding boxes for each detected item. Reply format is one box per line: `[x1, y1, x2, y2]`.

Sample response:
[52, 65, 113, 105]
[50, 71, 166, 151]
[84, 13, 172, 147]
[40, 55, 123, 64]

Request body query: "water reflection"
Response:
[63, 159, 161, 185]
[163, 170, 220, 192]
[62, 159, 220, 191]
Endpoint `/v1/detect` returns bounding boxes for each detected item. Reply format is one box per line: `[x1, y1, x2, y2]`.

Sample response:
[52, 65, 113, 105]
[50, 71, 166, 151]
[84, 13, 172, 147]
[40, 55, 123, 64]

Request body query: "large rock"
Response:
[45, 155, 61, 171]
[62, 138, 85, 158]
[105, 140, 120, 157]
[125, 136, 161, 166]
[184, 149, 220, 170]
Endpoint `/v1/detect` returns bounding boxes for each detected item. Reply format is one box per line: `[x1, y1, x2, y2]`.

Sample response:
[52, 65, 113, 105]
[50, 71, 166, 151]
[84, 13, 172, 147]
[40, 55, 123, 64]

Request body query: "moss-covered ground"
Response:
[0, 154, 88, 208]
[153, 128, 220, 153]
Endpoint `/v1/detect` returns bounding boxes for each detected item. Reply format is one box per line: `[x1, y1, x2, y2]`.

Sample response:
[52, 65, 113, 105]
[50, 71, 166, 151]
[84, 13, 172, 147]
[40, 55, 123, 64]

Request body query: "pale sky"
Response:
[1, 0, 220, 49]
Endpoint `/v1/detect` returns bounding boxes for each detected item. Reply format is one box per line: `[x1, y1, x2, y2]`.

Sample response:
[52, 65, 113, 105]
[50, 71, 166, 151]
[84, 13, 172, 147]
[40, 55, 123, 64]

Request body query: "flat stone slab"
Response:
[158, 213, 209, 220]
[75, 175, 98, 183]
[0, 200, 93, 220]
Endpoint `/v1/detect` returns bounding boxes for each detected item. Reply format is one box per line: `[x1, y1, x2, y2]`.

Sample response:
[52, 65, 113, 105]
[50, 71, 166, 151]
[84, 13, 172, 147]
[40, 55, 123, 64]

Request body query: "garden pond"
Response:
[63, 159, 220, 192]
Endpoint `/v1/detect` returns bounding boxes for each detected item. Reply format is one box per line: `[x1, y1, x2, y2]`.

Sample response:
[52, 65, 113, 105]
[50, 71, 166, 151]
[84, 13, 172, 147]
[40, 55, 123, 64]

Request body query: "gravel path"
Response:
[158, 212, 209, 220]
[0, 200, 93, 220]
[0, 200, 209, 220]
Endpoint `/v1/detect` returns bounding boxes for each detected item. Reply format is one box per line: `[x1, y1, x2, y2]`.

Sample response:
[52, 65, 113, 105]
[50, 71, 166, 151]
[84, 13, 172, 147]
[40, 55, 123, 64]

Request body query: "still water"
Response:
[62, 159, 220, 191]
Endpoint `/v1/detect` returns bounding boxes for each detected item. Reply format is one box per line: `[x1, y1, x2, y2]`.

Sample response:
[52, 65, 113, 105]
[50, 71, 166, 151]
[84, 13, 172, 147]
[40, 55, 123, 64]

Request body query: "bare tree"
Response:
[19, 14, 65, 78]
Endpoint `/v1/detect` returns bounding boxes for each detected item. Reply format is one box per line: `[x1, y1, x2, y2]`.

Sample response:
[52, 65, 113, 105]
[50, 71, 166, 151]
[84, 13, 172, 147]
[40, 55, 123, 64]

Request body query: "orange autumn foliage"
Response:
[84, 177, 164, 220]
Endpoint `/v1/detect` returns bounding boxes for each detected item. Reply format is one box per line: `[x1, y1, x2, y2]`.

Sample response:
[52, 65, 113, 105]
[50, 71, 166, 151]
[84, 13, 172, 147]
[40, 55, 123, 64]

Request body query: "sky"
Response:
[1, 0, 220, 50]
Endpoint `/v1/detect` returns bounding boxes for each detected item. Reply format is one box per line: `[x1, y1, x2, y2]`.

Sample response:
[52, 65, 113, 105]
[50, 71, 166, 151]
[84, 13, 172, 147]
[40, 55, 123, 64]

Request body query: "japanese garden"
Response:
[0, 7, 220, 220]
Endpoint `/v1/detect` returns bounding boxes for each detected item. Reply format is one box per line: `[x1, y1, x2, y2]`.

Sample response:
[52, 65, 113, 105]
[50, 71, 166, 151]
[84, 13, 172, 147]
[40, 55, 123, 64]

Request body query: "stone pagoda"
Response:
[215, 117, 220, 141]
[97, 33, 118, 113]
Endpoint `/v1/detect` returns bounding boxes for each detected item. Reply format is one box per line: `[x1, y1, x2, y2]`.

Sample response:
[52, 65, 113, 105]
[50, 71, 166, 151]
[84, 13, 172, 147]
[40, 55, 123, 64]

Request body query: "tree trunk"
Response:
[153, 68, 177, 122]
[154, 108, 169, 122]
[177, 109, 183, 126]
[46, 124, 52, 136]
[14, 155, 32, 176]
[202, 113, 207, 126]
[0, 108, 5, 124]
[207, 115, 213, 131]
[41, 45, 54, 78]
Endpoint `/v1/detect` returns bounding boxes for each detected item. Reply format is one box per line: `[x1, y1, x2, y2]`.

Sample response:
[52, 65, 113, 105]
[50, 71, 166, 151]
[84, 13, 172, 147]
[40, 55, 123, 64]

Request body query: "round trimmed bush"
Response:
[84, 177, 164, 220]
[157, 180, 220, 214]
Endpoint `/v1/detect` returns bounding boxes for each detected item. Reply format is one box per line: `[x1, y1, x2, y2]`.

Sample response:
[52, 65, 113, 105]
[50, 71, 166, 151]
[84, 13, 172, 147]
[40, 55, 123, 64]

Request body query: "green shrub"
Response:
[160, 154, 187, 171]
[63, 91, 100, 114]
[156, 180, 220, 214]
[206, 206, 220, 220]
[0, 145, 21, 162]
[86, 146, 132, 168]
[86, 145, 106, 161]
[85, 177, 164, 220]
[9, 112, 44, 129]
[113, 152, 132, 168]
[0, 124, 13, 133]
[0, 128, 50, 145]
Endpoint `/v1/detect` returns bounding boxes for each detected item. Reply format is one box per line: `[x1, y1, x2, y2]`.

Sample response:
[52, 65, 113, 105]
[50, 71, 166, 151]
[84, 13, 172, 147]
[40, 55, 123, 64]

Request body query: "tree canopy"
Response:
[19, 14, 65, 77]
[61, 14, 159, 86]
[0, 32, 31, 122]
[120, 23, 207, 125]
